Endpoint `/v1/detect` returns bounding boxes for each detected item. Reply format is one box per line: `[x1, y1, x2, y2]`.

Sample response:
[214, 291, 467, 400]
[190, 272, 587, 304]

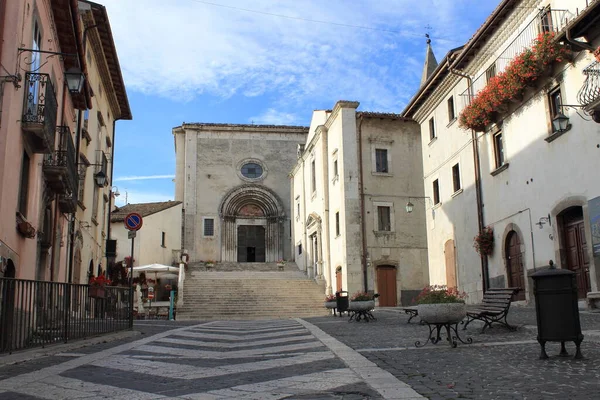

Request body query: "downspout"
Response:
[565, 25, 595, 52]
[449, 65, 489, 291]
[301, 155, 308, 275]
[357, 115, 368, 292]
[53, 82, 68, 282]
[320, 125, 332, 293]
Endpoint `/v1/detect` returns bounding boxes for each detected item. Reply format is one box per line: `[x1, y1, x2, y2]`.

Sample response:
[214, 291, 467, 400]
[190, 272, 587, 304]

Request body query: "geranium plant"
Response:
[89, 275, 111, 288]
[459, 32, 570, 131]
[474, 226, 494, 256]
[414, 285, 467, 304]
[350, 291, 372, 301]
[325, 294, 336, 302]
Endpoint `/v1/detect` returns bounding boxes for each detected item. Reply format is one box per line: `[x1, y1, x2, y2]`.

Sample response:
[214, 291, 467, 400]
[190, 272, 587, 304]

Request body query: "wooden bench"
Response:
[462, 287, 521, 333]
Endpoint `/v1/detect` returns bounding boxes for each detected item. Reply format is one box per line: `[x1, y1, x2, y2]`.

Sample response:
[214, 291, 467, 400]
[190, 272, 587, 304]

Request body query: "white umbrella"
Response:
[133, 264, 179, 273]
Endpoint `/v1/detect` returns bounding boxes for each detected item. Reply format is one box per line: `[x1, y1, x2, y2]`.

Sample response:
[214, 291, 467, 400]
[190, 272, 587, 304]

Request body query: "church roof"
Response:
[110, 201, 182, 223]
[357, 111, 412, 121]
[420, 41, 438, 87]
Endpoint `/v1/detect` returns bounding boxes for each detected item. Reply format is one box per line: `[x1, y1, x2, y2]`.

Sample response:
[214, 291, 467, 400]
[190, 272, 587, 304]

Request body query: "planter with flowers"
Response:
[414, 285, 468, 324]
[473, 226, 494, 256]
[277, 259, 286, 271]
[204, 260, 215, 269]
[459, 32, 571, 132]
[348, 291, 375, 312]
[89, 275, 111, 299]
[324, 294, 337, 310]
[17, 221, 36, 239]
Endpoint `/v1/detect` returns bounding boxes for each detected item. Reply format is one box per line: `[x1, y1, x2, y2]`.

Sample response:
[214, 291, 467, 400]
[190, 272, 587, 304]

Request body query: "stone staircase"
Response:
[177, 262, 330, 320]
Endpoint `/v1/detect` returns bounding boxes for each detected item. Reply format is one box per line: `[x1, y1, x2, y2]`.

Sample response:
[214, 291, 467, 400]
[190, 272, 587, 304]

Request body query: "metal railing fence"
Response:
[0, 278, 132, 354]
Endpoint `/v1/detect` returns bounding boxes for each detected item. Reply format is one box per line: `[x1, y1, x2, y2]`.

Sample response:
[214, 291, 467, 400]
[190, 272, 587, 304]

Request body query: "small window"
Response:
[447, 96, 455, 122]
[298, 243, 303, 255]
[333, 159, 338, 178]
[375, 149, 388, 173]
[203, 218, 214, 236]
[18, 152, 30, 217]
[335, 212, 340, 237]
[429, 117, 436, 141]
[161, 232, 166, 247]
[241, 163, 263, 179]
[311, 159, 316, 193]
[452, 163, 461, 192]
[494, 131, 505, 168]
[377, 206, 391, 232]
[297, 202, 300, 218]
[549, 87, 563, 132]
[540, 7, 553, 33]
[485, 63, 497, 83]
[433, 179, 440, 205]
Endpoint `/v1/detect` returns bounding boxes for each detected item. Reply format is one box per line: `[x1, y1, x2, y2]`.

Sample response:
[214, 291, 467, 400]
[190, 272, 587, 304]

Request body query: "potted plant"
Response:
[276, 259, 286, 270]
[89, 275, 111, 299]
[348, 291, 375, 311]
[474, 226, 494, 256]
[324, 294, 337, 310]
[204, 260, 215, 269]
[17, 221, 36, 239]
[414, 285, 467, 324]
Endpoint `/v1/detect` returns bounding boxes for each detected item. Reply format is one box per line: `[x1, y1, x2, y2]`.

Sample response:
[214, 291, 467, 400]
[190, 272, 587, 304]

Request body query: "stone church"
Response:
[173, 123, 308, 263]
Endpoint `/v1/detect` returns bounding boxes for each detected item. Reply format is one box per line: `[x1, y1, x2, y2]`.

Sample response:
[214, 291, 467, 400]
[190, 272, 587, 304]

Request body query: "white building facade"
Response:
[402, 0, 600, 304]
[291, 101, 429, 306]
[110, 201, 182, 267]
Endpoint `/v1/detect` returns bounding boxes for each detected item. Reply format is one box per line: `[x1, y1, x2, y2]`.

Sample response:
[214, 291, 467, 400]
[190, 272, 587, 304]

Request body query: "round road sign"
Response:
[124, 212, 143, 231]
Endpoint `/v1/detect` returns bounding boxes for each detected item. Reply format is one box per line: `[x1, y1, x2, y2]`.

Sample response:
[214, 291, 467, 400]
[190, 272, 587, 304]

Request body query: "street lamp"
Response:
[552, 112, 569, 133]
[405, 201, 414, 214]
[64, 67, 86, 94]
[94, 171, 107, 187]
[111, 186, 120, 198]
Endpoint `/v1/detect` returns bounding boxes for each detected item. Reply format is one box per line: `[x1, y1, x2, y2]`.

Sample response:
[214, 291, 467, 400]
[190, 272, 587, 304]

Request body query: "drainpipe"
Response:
[357, 115, 369, 292]
[449, 65, 489, 291]
[565, 26, 595, 52]
[52, 82, 68, 282]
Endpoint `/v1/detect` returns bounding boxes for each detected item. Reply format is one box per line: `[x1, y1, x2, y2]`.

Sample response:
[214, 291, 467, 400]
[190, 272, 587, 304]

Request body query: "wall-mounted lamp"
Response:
[405, 197, 431, 214]
[536, 214, 552, 229]
[64, 67, 85, 94]
[111, 186, 120, 197]
[552, 112, 570, 133]
[94, 171, 107, 187]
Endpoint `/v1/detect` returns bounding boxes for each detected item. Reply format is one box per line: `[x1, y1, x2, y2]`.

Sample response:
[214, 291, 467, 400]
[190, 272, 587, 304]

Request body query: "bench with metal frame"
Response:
[462, 287, 521, 332]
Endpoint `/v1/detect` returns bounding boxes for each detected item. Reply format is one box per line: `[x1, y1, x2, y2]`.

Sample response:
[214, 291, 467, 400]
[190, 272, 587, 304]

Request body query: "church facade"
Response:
[173, 123, 308, 263]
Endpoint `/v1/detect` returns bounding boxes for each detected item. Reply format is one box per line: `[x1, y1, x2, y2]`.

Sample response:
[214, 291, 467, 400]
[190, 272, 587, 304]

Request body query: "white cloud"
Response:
[114, 175, 175, 182]
[250, 108, 300, 125]
[114, 189, 174, 207]
[96, 0, 491, 113]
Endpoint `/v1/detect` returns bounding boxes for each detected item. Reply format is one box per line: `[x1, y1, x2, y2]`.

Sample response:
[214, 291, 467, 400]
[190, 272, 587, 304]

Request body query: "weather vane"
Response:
[425, 25, 432, 44]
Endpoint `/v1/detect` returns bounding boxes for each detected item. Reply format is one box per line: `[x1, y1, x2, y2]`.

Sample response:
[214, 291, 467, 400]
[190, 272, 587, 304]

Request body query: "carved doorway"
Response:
[505, 231, 525, 300]
[376, 266, 397, 307]
[237, 225, 266, 262]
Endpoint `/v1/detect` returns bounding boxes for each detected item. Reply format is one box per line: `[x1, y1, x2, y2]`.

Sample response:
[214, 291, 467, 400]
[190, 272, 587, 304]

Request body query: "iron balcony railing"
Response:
[42, 126, 77, 198]
[459, 8, 573, 108]
[577, 60, 600, 107]
[0, 278, 132, 354]
[21, 73, 58, 153]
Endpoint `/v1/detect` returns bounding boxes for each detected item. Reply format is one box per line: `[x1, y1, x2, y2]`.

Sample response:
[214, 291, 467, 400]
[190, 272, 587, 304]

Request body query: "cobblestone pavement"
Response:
[0, 319, 417, 399]
[305, 306, 600, 400]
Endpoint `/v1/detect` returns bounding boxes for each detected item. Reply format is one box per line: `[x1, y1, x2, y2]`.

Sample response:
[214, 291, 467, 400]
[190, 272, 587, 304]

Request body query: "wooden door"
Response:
[444, 240, 457, 288]
[376, 266, 397, 307]
[564, 214, 591, 298]
[237, 226, 266, 262]
[336, 269, 342, 292]
[505, 231, 525, 300]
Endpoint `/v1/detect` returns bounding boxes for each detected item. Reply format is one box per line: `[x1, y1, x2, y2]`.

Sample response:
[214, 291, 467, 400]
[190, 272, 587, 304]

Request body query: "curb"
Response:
[0, 330, 141, 367]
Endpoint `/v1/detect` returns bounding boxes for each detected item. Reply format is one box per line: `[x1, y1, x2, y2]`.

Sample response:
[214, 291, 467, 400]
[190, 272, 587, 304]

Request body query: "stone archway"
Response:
[219, 185, 285, 262]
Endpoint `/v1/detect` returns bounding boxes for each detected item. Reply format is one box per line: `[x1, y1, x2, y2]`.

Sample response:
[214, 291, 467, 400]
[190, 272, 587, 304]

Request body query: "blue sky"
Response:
[97, 0, 500, 206]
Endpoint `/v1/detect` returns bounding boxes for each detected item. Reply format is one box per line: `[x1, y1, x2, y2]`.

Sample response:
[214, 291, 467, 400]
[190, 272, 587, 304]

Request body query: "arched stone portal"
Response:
[219, 185, 285, 262]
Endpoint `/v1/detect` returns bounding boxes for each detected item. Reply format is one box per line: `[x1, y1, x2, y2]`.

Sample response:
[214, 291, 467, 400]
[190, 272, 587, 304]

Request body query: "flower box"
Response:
[17, 221, 36, 239]
[348, 300, 375, 311]
[417, 303, 466, 324]
[89, 286, 106, 299]
[324, 301, 337, 309]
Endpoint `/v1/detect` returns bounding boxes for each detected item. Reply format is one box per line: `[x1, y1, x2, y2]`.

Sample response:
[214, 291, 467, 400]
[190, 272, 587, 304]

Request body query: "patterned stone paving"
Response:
[0, 320, 413, 399]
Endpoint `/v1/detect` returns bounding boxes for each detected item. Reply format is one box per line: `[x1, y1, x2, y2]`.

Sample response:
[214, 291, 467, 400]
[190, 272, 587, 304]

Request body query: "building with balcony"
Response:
[402, 0, 600, 304]
[290, 101, 429, 305]
[0, 0, 130, 284]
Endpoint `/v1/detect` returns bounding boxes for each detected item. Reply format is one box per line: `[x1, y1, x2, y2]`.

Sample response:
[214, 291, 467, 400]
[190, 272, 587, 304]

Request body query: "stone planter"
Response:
[324, 301, 337, 309]
[277, 263, 285, 271]
[348, 300, 375, 311]
[417, 303, 466, 324]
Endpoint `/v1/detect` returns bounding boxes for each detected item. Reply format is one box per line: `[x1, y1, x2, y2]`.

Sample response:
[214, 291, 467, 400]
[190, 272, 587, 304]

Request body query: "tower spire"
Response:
[420, 34, 438, 86]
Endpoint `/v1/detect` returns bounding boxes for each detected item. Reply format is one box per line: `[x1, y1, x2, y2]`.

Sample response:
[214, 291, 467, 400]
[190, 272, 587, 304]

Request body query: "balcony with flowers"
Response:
[457, 9, 574, 132]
